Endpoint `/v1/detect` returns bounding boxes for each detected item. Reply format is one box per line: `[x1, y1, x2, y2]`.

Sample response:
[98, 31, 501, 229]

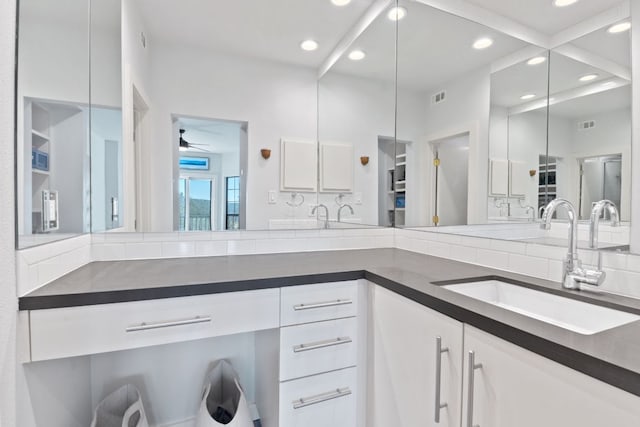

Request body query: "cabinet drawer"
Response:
[29, 288, 280, 361]
[280, 317, 358, 381]
[280, 368, 357, 427]
[280, 281, 358, 326]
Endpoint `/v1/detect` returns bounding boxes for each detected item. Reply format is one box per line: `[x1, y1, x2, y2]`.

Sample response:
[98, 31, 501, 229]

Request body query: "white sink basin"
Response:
[443, 280, 640, 335]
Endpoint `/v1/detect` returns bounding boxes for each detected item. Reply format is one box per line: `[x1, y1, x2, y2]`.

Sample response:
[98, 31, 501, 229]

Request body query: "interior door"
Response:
[433, 134, 469, 226]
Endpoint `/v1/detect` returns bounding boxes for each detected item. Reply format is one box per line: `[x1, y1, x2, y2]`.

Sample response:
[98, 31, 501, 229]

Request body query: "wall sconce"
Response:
[261, 149, 271, 160]
[360, 156, 369, 166]
[529, 169, 537, 177]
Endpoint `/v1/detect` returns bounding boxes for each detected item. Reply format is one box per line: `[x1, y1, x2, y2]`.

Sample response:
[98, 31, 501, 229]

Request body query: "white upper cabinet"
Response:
[319, 142, 354, 193]
[280, 139, 318, 192]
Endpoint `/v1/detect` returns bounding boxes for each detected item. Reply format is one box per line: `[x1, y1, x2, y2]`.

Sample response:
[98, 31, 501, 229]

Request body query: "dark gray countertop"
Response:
[19, 248, 640, 397]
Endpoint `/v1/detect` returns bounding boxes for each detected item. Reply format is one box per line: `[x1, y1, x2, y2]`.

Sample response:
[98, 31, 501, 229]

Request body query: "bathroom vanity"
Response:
[18, 249, 640, 426]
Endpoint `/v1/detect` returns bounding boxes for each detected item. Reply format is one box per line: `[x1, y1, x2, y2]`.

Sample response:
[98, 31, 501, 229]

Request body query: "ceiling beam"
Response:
[413, 0, 550, 48]
[550, 1, 630, 48]
[317, 0, 392, 79]
[553, 44, 631, 81]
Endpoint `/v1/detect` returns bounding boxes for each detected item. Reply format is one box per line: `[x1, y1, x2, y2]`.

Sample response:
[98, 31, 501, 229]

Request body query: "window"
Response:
[226, 176, 240, 230]
[179, 177, 213, 231]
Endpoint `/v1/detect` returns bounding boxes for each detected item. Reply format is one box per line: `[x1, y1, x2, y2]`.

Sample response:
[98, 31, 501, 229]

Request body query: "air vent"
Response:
[431, 90, 446, 105]
[578, 120, 595, 130]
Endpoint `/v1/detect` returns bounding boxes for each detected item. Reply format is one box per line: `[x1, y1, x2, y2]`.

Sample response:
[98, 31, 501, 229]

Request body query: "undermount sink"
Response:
[443, 280, 640, 335]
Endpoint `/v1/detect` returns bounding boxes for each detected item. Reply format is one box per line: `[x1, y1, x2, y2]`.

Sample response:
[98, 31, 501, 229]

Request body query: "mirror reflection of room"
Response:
[548, 21, 631, 222]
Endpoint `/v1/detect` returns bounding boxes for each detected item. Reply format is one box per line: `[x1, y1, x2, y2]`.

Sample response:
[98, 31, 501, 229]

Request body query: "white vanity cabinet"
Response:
[461, 326, 640, 427]
[371, 285, 464, 427]
[278, 280, 365, 427]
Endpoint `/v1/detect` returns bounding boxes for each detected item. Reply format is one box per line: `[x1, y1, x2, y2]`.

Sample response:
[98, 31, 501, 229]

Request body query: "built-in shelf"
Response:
[395, 180, 406, 185]
[396, 161, 406, 167]
[396, 153, 407, 160]
[32, 169, 49, 176]
[31, 129, 50, 143]
[395, 208, 405, 211]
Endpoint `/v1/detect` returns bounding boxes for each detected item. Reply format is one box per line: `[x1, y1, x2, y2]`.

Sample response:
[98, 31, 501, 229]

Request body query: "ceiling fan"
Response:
[179, 129, 213, 153]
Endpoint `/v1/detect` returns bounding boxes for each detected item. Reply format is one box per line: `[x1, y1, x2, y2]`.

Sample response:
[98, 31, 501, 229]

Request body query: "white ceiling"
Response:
[135, 0, 375, 69]
[176, 116, 243, 154]
[330, 0, 529, 91]
[570, 23, 631, 68]
[465, 0, 626, 36]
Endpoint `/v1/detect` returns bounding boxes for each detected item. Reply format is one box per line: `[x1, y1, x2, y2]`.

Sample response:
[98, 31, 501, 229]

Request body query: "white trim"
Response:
[491, 46, 548, 74]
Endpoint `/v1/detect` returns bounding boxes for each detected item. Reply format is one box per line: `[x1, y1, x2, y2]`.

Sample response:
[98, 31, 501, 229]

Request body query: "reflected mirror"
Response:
[394, 0, 537, 229]
[17, 0, 90, 248]
[548, 23, 631, 224]
[318, 1, 397, 228]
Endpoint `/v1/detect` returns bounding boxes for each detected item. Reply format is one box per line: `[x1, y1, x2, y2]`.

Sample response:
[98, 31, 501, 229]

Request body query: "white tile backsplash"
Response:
[15, 227, 640, 300]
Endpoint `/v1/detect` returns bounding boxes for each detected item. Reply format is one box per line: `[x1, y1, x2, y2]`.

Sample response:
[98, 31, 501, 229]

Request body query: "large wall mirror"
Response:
[15, 0, 634, 251]
[548, 22, 631, 223]
[395, 0, 543, 229]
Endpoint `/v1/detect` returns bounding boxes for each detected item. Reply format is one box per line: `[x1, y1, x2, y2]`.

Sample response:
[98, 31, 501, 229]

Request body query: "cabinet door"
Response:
[371, 286, 464, 427]
[462, 325, 640, 427]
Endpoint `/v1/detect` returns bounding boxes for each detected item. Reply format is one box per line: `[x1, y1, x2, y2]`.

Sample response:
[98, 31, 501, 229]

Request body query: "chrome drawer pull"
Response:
[125, 316, 211, 332]
[435, 336, 449, 423]
[466, 350, 483, 427]
[293, 336, 353, 353]
[293, 299, 353, 311]
[292, 387, 352, 409]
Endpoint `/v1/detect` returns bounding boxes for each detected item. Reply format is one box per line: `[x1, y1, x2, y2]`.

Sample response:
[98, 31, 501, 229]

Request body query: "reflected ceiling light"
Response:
[348, 49, 366, 60]
[473, 37, 493, 49]
[608, 21, 631, 34]
[554, 0, 578, 7]
[387, 6, 407, 21]
[527, 56, 547, 65]
[601, 80, 616, 87]
[331, 0, 351, 5]
[579, 73, 599, 82]
[300, 40, 319, 51]
[520, 94, 536, 100]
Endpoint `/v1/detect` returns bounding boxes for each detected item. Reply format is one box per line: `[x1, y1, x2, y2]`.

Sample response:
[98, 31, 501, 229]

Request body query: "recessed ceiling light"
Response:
[348, 50, 366, 61]
[520, 94, 536, 100]
[601, 80, 616, 87]
[331, 0, 351, 5]
[473, 37, 493, 50]
[300, 40, 319, 51]
[579, 73, 599, 82]
[608, 21, 631, 34]
[527, 56, 547, 66]
[387, 6, 407, 21]
[554, 0, 578, 7]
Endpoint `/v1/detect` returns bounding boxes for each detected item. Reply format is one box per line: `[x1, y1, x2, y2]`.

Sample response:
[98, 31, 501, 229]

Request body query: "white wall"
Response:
[632, 0, 640, 253]
[0, 2, 17, 427]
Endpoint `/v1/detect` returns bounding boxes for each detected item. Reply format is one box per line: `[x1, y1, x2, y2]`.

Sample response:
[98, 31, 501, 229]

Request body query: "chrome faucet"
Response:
[312, 204, 329, 229]
[523, 205, 535, 222]
[589, 200, 620, 249]
[541, 198, 605, 289]
[337, 204, 354, 222]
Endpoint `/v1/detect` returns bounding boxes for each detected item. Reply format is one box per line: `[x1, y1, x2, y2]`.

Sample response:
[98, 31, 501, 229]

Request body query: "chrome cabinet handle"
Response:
[293, 299, 352, 311]
[292, 387, 352, 409]
[435, 336, 449, 423]
[466, 351, 483, 427]
[293, 336, 352, 353]
[125, 316, 211, 332]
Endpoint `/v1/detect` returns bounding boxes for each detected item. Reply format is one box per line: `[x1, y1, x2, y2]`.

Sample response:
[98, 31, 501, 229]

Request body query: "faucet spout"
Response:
[589, 200, 620, 249]
[337, 204, 354, 222]
[312, 204, 330, 229]
[541, 199, 580, 286]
